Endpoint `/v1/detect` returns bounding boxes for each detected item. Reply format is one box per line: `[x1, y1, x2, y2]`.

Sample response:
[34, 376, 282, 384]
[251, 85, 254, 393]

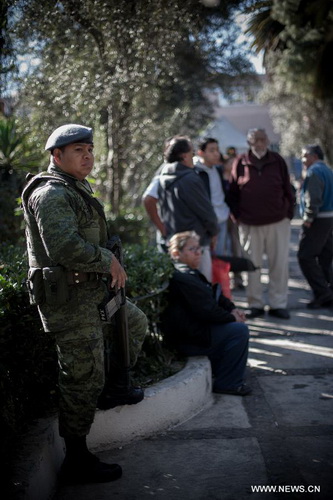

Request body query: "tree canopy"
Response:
[6, 0, 254, 212]
[245, 0, 333, 164]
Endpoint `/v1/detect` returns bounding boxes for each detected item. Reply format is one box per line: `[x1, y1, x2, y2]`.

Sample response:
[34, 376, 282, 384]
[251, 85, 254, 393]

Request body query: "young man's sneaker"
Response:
[245, 307, 265, 319]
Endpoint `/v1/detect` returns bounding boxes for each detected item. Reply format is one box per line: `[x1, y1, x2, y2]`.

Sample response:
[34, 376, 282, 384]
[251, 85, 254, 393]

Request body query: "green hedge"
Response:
[124, 244, 181, 386]
[0, 244, 58, 462]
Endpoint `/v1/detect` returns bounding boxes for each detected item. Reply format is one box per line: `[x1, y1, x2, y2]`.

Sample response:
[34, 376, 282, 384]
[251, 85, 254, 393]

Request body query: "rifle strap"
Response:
[61, 174, 107, 224]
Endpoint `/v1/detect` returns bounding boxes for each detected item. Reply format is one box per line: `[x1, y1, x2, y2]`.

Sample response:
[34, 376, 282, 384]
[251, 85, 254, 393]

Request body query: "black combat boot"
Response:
[60, 436, 122, 484]
[97, 365, 144, 410]
[97, 383, 144, 410]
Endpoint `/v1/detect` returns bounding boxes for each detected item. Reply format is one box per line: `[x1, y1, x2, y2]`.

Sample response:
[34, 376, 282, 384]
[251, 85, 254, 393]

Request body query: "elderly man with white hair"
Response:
[227, 128, 295, 320]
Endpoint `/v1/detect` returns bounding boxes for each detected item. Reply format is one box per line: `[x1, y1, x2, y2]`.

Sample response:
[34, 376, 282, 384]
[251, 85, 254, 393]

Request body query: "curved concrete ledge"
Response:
[12, 357, 212, 500]
[89, 355, 213, 450]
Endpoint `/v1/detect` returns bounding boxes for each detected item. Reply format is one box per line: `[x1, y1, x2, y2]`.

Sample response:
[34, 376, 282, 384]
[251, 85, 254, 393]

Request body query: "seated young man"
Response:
[161, 231, 251, 396]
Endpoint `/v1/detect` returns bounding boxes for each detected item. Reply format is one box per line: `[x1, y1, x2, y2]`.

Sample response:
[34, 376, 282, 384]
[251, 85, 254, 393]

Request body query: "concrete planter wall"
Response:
[13, 357, 212, 500]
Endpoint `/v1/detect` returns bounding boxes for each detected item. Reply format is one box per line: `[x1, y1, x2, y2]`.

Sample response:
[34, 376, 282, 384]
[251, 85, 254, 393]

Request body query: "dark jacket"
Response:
[299, 160, 333, 222]
[161, 263, 236, 348]
[158, 162, 218, 245]
[227, 150, 295, 225]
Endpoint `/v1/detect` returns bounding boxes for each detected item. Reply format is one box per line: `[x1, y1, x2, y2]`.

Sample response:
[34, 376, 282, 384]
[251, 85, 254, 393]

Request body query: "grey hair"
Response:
[247, 128, 267, 141]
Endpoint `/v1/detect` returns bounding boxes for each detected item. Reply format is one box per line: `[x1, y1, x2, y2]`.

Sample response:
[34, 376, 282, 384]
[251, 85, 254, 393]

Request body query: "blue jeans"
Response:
[179, 322, 249, 391]
[215, 220, 232, 256]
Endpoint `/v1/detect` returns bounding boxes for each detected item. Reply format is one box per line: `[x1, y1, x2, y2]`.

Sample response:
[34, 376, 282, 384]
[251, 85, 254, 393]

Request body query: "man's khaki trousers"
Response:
[239, 218, 291, 309]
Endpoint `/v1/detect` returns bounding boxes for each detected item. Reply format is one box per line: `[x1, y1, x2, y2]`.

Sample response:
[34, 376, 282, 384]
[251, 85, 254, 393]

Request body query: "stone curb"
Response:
[13, 357, 212, 500]
[88, 356, 212, 450]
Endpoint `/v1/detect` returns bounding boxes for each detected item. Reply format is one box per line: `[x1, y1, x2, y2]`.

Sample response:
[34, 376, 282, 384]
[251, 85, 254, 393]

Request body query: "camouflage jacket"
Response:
[22, 161, 113, 273]
[21, 161, 113, 332]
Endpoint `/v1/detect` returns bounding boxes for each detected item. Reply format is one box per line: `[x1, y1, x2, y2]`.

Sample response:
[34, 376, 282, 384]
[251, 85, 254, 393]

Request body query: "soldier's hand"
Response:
[110, 254, 127, 289]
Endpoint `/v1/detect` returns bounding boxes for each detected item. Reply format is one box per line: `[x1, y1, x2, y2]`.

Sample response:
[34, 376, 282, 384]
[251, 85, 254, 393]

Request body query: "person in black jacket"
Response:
[161, 231, 251, 396]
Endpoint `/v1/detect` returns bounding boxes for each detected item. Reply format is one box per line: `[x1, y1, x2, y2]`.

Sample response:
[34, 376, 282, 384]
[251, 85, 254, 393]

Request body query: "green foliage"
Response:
[245, 0, 333, 164]
[107, 208, 152, 246]
[259, 78, 333, 166]
[0, 117, 43, 242]
[269, 0, 333, 101]
[125, 244, 174, 298]
[125, 243, 174, 328]
[0, 117, 42, 172]
[0, 0, 17, 95]
[0, 244, 58, 467]
[9, 0, 253, 212]
[124, 243, 180, 387]
[247, 0, 333, 100]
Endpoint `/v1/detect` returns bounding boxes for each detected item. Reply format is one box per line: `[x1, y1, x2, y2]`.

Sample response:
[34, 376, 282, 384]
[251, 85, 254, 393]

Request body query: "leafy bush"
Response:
[0, 244, 58, 421]
[0, 118, 42, 243]
[125, 243, 173, 324]
[107, 209, 153, 246]
[124, 244, 181, 386]
[0, 243, 58, 479]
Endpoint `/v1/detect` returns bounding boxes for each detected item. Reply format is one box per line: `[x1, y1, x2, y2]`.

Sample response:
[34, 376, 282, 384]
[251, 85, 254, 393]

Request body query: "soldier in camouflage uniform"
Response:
[22, 124, 148, 484]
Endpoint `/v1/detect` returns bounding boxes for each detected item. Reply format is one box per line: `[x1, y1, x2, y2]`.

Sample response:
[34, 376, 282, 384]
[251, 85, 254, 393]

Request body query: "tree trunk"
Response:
[107, 97, 132, 214]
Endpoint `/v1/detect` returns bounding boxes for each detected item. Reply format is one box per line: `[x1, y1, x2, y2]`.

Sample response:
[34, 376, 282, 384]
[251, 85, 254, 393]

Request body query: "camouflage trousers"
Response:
[55, 299, 147, 438]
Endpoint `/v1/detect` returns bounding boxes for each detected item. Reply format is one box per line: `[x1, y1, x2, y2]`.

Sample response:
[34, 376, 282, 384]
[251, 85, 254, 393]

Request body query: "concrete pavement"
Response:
[54, 219, 333, 499]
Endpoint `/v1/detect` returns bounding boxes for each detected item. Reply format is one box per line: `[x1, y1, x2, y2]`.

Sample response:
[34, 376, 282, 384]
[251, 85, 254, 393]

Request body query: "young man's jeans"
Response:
[215, 220, 231, 256]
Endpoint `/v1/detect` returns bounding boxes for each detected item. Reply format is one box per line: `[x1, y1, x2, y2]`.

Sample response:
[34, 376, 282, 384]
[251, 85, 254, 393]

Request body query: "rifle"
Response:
[98, 235, 130, 385]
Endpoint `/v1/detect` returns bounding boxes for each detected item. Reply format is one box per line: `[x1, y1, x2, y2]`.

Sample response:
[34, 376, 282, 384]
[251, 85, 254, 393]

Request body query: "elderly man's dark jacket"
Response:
[227, 150, 295, 225]
[161, 263, 236, 348]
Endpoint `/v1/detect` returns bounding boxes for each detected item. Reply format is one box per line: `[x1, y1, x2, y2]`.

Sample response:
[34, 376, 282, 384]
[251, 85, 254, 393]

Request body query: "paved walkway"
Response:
[55, 219, 333, 500]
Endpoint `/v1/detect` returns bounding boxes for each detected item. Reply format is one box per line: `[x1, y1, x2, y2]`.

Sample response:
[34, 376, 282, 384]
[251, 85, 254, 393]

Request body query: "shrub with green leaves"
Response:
[124, 244, 181, 386]
[0, 118, 43, 243]
[107, 210, 153, 246]
[125, 244, 173, 294]
[125, 243, 174, 323]
[0, 243, 58, 472]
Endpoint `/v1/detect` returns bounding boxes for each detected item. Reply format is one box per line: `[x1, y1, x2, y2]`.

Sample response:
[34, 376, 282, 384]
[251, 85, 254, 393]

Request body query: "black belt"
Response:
[67, 271, 104, 285]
